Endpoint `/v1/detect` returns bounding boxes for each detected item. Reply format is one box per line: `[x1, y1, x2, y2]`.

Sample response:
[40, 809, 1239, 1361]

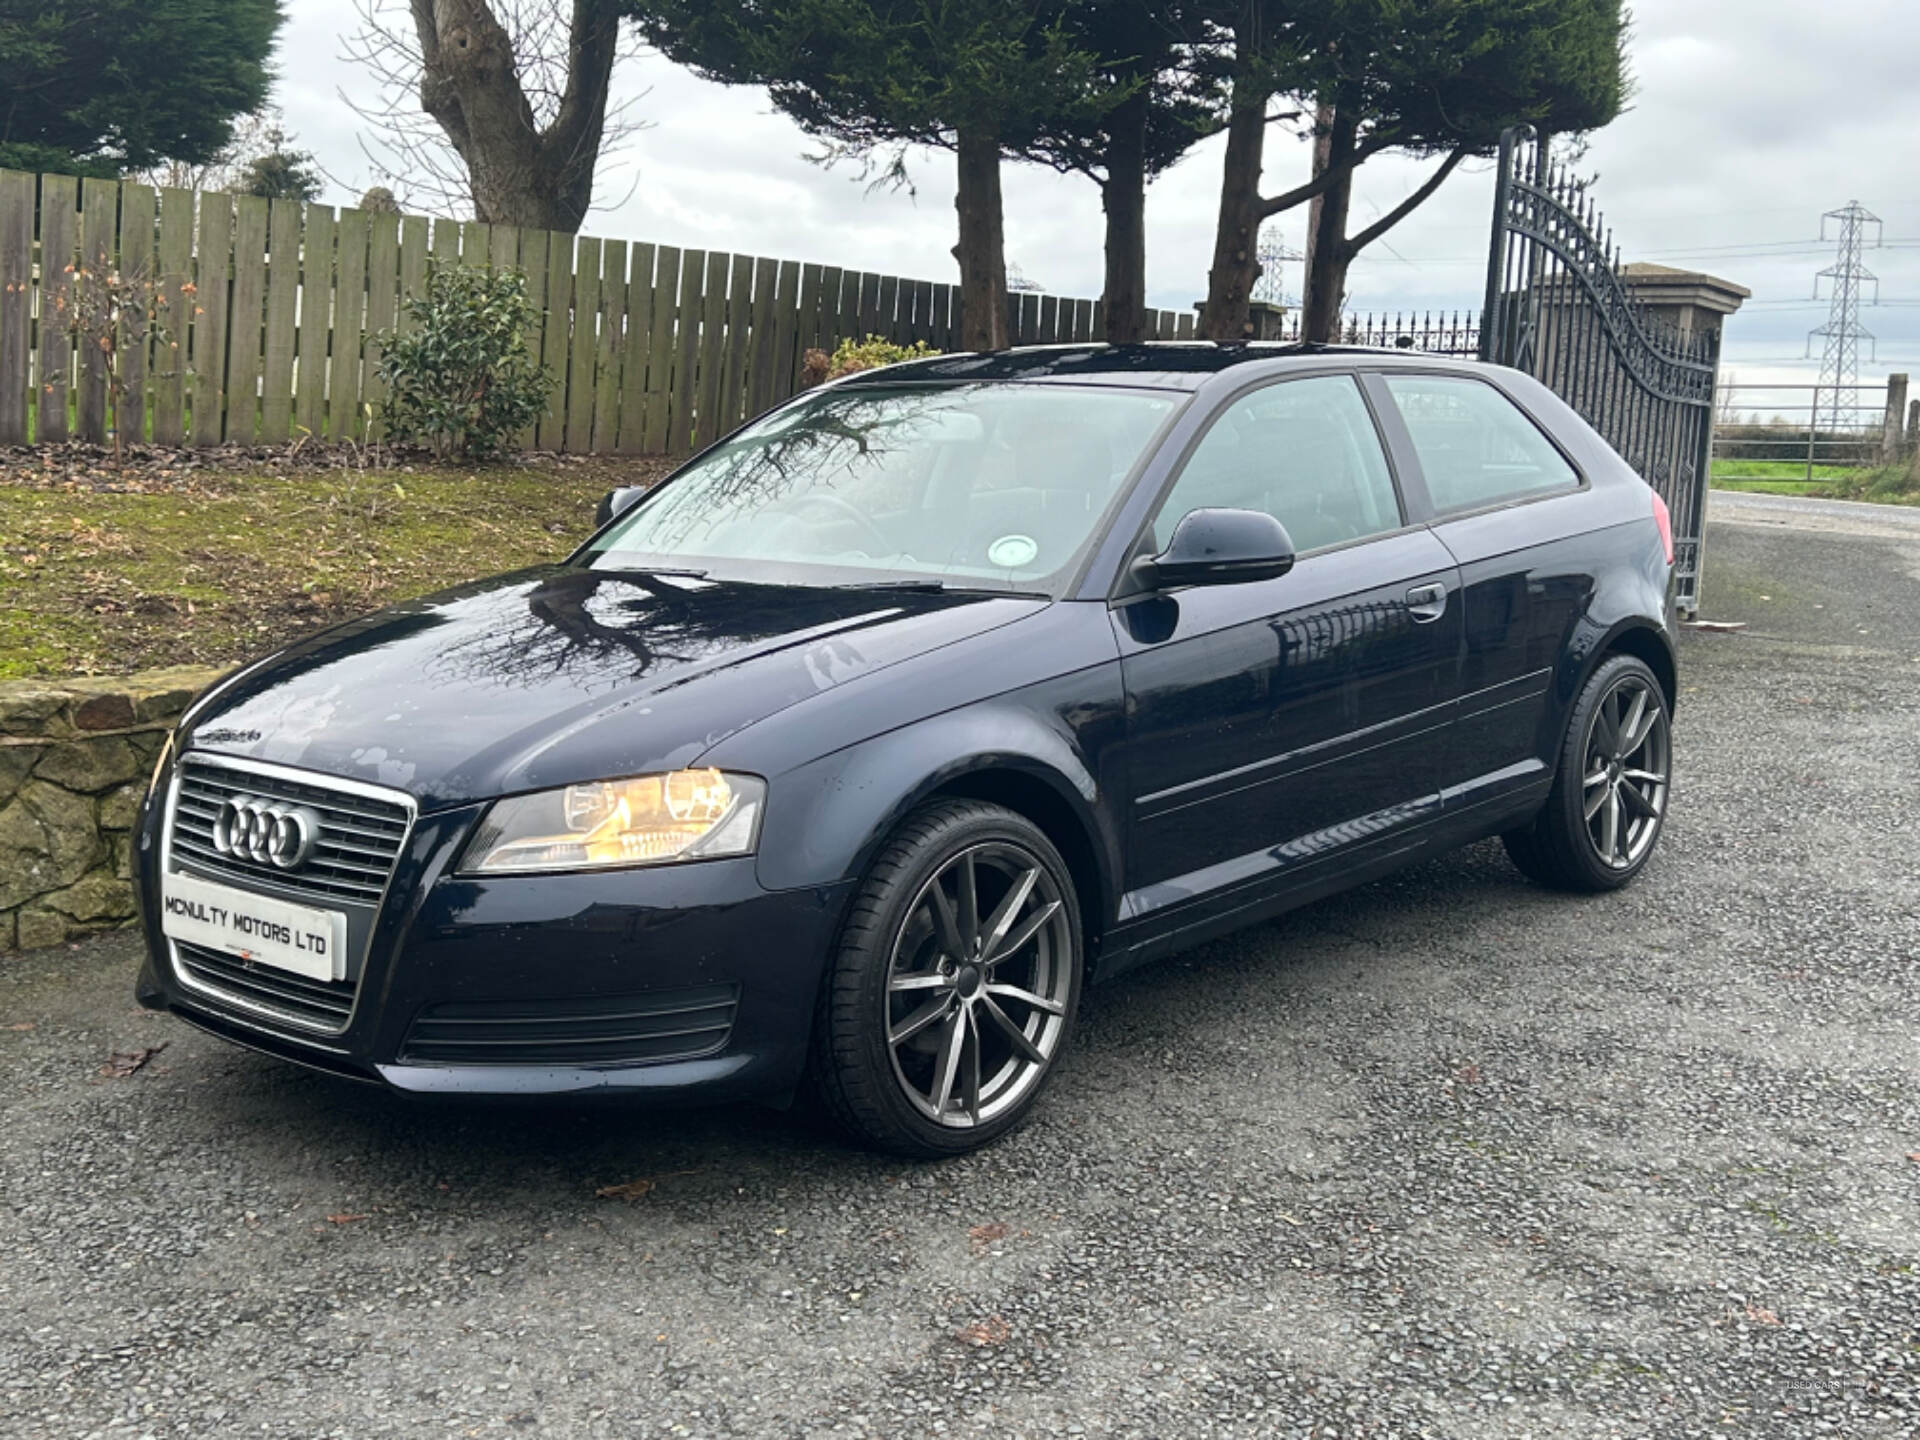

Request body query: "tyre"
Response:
[1503, 653, 1672, 892]
[805, 799, 1083, 1157]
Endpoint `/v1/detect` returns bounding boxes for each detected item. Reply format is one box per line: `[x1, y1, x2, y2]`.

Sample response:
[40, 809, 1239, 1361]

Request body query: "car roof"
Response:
[833, 342, 1493, 393]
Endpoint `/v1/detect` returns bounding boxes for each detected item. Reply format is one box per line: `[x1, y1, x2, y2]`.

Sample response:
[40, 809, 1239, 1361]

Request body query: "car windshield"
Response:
[586, 381, 1181, 593]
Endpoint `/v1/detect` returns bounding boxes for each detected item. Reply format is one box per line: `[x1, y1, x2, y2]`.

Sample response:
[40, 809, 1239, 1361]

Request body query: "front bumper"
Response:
[133, 789, 851, 1104]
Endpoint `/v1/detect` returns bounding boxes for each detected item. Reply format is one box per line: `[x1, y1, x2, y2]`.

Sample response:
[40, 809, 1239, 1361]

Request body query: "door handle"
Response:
[1405, 583, 1448, 623]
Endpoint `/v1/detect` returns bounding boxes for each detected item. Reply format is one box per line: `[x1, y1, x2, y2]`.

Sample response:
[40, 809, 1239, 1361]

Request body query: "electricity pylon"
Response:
[1807, 201, 1882, 437]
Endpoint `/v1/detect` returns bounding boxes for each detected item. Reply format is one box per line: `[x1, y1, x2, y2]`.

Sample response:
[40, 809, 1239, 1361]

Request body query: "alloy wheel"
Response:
[884, 842, 1074, 1129]
[1581, 674, 1670, 869]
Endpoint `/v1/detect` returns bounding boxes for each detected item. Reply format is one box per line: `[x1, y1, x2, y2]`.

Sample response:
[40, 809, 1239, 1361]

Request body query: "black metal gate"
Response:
[1480, 126, 1718, 614]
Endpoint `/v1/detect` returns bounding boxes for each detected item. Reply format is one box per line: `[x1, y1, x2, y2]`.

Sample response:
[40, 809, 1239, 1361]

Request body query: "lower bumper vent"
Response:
[398, 985, 739, 1067]
[175, 940, 358, 1032]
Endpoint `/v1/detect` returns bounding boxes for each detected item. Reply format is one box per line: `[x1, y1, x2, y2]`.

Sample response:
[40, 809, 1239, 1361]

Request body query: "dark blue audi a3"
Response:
[133, 344, 1678, 1155]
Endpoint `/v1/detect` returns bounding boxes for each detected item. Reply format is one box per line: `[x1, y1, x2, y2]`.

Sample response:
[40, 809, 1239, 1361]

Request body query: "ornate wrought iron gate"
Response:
[1480, 127, 1718, 613]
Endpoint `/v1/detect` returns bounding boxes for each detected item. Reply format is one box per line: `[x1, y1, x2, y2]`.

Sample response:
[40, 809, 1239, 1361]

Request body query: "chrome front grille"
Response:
[161, 753, 417, 1039]
[169, 757, 410, 905]
[174, 940, 358, 1032]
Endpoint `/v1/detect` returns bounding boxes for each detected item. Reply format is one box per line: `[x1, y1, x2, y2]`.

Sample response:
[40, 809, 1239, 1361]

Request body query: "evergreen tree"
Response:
[0, 0, 283, 177]
[1019, 1, 1226, 345]
[238, 126, 322, 202]
[628, 0, 1115, 352]
[1198, 0, 1627, 341]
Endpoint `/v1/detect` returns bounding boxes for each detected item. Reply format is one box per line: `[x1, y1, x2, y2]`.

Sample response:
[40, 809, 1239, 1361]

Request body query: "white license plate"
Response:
[160, 871, 348, 983]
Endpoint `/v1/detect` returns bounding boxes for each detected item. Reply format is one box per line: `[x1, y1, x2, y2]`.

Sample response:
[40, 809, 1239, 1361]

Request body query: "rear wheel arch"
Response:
[1591, 620, 1677, 717]
[1554, 616, 1676, 730]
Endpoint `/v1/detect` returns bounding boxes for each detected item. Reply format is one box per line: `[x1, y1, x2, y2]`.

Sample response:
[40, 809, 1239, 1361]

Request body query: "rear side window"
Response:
[1383, 375, 1579, 513]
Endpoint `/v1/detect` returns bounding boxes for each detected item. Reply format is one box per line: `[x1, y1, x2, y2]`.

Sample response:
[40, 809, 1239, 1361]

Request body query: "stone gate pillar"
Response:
[1617, 264, 1750, 346]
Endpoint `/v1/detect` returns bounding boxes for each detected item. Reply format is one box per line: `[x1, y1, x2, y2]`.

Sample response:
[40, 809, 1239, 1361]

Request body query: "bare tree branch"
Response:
[339, 0, 647, 228]
[1253, 131, 1397, 220]
[1343, 145, 1468, 255]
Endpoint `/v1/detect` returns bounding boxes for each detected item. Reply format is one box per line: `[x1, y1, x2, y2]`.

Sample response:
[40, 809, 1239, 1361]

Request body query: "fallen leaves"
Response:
[97, 1042, 167, 1077]
[594, 1169, 699, 1202]
[953, 1315, 1011, 1348]
[326, 1212, 371, 1225]
[967, 1222, 1010, 1255]
[595, 1177, 656, 1202]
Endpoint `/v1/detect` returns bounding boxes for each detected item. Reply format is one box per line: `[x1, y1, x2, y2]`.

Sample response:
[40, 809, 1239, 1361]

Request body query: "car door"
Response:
[1111, 372, 1463, 932]
[1367, 371, 1595, 814]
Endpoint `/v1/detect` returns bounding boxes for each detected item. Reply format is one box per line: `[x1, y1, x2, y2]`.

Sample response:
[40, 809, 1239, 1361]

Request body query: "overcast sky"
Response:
[274, 0, 1920, 405]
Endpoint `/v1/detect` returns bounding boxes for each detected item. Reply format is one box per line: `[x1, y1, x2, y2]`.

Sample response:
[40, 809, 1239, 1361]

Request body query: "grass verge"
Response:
[1711, 459, 1918, 505]
[0, 453, 674, 681]
[1711, 460, 1858, 481]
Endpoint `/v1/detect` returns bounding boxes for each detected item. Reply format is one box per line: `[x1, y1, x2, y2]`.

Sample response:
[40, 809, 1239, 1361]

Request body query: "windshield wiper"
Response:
[832, 578, 1044, 598]
[607, 564, 709, 579]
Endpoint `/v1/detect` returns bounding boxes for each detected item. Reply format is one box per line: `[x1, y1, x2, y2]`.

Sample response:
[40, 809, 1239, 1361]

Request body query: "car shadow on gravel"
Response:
[174, 833, 1560, 1189]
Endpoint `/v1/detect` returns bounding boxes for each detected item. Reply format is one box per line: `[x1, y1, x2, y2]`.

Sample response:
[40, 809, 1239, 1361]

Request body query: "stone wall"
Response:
[0, 667, 223, 951]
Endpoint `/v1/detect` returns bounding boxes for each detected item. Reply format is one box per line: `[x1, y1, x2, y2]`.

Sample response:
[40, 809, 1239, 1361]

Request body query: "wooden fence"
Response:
[0, 170, 1198, 454]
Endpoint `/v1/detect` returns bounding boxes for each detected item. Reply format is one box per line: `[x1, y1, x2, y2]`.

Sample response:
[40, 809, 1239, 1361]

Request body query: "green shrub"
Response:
[374, 265, 553, 459]
[821, 334, 938, 381]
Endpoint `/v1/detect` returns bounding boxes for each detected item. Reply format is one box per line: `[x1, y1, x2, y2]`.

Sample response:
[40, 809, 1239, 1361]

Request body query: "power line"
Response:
[1807, 202, 1882, 434]
[1747, 298, 1920, 308]
[1353, 239, 1920, 270]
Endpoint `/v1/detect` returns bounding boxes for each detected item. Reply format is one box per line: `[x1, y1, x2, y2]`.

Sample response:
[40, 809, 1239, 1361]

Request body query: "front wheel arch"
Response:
[749, 709, 1121, 943]
[924, 767, 1112, 964]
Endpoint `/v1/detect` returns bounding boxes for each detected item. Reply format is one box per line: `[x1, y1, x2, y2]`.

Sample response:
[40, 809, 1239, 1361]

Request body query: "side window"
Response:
[1383, 375, 1580, 513]
[1151, 375, 1402, 554]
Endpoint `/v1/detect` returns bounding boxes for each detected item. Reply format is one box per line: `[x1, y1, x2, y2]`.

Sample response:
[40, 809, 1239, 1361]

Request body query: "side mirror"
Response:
[595, 486, 647, 528]
[1135, 508, 1296, 590]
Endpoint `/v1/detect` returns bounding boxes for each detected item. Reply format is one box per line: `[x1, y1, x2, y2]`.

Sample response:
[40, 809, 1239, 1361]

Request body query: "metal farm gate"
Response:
[1480, 126, 1718, 613]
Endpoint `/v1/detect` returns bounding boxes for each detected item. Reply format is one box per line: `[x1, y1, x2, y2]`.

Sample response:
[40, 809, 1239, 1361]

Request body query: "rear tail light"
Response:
[1650, 491, 1674, 567]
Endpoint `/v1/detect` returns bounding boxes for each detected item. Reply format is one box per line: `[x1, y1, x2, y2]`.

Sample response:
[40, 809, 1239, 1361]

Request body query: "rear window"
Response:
[1383, 375, 1579, 513]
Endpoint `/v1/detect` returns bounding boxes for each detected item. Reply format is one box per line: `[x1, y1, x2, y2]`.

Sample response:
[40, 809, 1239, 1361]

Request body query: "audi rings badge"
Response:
[211, 796, 322, 871]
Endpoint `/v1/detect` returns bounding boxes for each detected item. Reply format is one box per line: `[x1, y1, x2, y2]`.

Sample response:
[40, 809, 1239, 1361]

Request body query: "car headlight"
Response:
[459, 769, 765, 875]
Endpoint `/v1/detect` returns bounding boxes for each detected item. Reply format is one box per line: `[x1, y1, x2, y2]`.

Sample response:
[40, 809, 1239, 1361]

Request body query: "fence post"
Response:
[1804, 387, 1819, 482]
[37, 174, 78, 444]
[0, 171, 34, 445]
[1478, 128, 1521, 363]
[77, 177, 119, 443]
[1684, 329, 1721, 619]
[1882, 374, 1909, 462]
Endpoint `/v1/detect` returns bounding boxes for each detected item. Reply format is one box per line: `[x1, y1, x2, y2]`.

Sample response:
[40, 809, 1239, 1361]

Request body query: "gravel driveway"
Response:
[3, 506, 1917, 1439]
